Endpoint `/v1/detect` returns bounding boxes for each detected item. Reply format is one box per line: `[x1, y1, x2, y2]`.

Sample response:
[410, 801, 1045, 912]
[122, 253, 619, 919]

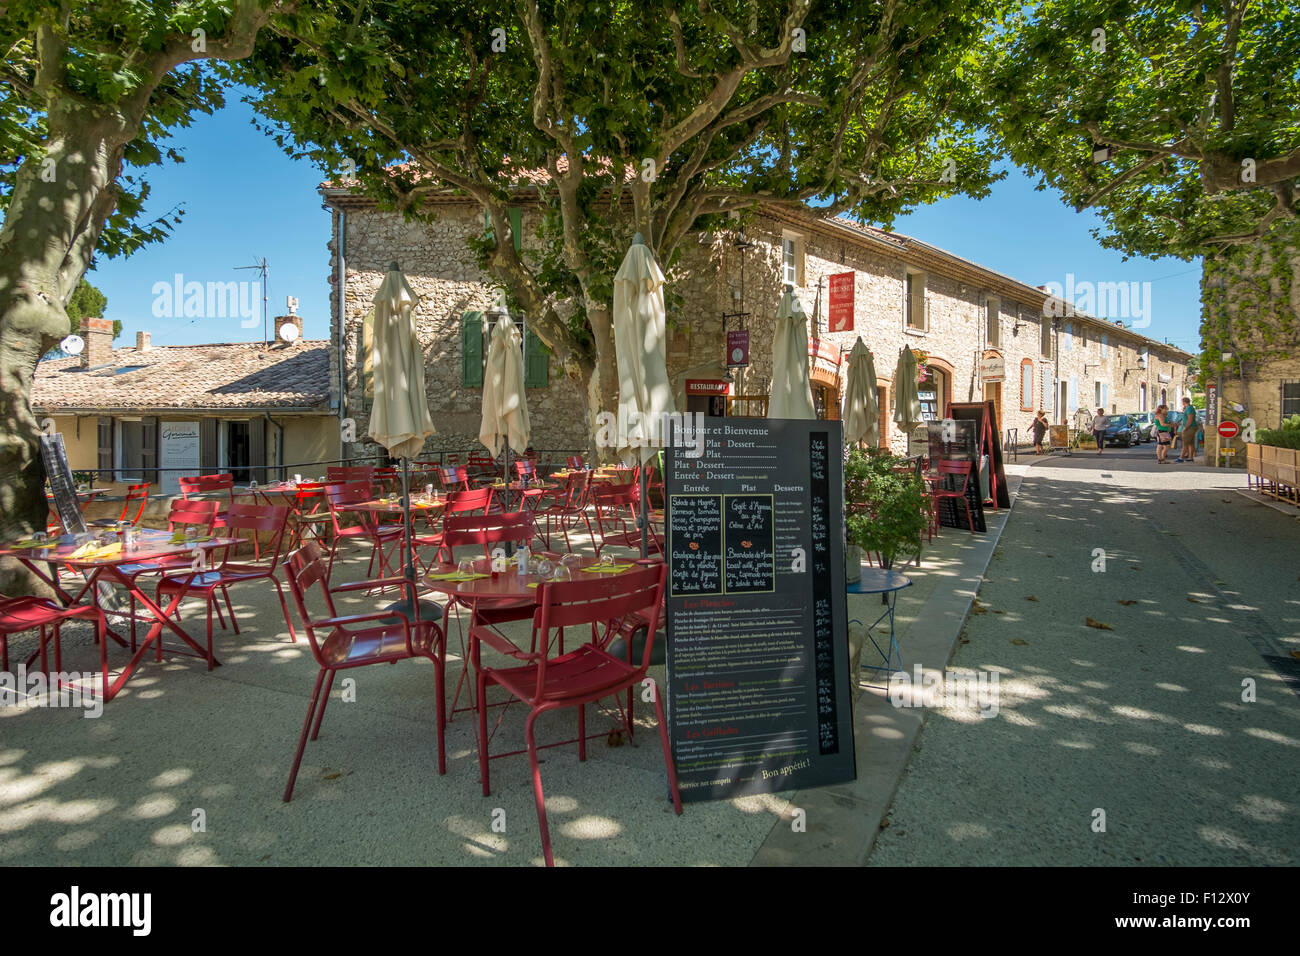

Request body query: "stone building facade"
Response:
[321, 184, 1191, 460]
[1200, 228, 1300, 464]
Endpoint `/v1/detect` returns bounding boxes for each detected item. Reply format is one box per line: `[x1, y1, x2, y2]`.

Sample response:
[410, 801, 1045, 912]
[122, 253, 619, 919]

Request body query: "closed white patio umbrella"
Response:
[768, 288, 816, 419]
[843, 337, 879, 447]
[892, 345, 924, 441]
[479, 309, 531, 471]
[613, 233, 674, 556]
[367, 262, 436, 617]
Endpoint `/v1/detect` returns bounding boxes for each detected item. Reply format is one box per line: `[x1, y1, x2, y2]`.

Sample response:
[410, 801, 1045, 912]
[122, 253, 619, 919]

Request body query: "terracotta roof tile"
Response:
[34, 341, 332, 413]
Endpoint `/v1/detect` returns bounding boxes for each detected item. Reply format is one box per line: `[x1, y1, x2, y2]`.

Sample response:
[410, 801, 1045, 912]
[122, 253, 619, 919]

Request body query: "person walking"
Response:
[1031, 409, 1049, 455]
[1153, 405, 1173, 463]
[1091, 407, 1109, 455]
[1175, 397, 1199, 462]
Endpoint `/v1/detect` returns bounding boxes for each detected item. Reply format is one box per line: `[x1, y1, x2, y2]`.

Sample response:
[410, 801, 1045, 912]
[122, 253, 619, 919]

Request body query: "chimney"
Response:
[80, 318, 114, 368]
[136, 330, 152, 351]
[274, 314, 304, 346]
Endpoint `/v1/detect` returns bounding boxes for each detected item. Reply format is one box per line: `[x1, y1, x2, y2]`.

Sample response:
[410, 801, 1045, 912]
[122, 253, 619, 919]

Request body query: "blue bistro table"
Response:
[847, 568, 912, 687]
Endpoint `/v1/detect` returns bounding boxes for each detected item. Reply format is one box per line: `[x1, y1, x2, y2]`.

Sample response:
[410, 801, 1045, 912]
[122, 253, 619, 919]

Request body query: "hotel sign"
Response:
[828, 272, 854, 332]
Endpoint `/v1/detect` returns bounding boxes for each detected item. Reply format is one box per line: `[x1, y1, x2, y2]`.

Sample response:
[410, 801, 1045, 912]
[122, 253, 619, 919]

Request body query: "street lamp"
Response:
[1123, 357, 1146, 383]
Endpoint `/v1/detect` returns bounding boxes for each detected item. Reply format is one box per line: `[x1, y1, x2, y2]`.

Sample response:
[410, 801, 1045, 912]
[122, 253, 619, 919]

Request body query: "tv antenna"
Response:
[235, 256, 270, 345]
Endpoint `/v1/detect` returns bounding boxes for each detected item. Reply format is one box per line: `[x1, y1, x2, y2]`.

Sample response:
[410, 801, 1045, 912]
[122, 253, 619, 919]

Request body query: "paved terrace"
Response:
[0, 480, 1015, 867]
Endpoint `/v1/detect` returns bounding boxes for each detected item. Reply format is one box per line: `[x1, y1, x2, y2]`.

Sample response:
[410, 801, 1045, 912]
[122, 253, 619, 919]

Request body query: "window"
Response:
[1283, 382, 1300, 418]
[1064, 323, 1073, 351]
[1040, 311, 1053, 358]
[1094, 381, 1102, 407]
[1101, 333, 1108, 359]
[118, 418, 145, 481]
[904, 271, 927, 331]
[986, 296, 1000, 348]
[1020, 359, 1034, 412]
[781, 233, 803, 287]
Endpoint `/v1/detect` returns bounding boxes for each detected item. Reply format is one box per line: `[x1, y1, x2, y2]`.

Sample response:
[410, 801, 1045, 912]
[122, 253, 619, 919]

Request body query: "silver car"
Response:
[1125, 412, 1155, 443]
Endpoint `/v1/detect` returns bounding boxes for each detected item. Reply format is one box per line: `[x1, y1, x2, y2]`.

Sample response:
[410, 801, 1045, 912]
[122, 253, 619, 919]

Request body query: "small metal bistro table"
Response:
[847, 568, 912, 687]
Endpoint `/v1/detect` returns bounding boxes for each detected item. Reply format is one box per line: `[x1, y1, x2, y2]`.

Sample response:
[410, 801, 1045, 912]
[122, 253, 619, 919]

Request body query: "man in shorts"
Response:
[1175, 397, 1199, 462]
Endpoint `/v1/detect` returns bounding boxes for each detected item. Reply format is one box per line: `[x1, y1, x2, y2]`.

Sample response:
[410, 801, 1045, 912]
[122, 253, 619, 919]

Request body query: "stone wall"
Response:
[326, 197, 1192, 458]
[331, 204, 592, 459]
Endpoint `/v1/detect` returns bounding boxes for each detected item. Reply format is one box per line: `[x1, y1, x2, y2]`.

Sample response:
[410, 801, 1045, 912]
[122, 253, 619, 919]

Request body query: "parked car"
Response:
[1125, 412, 1155, 442]
[1101, 414, 1143, 447]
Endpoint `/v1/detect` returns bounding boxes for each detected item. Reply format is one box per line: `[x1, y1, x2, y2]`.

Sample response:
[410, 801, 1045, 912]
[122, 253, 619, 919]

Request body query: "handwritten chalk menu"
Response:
[664, 418, 855, 802]
[669, 495, 723, 595]
[39, 434, 87, 536]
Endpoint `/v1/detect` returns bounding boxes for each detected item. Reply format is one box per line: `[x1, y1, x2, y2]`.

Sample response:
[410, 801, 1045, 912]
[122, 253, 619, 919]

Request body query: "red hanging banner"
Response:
[828, 272, 855, 332]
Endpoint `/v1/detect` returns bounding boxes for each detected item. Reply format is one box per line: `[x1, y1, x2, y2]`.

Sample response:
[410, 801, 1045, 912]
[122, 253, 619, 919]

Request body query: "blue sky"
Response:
[86, 97, 1203, 353]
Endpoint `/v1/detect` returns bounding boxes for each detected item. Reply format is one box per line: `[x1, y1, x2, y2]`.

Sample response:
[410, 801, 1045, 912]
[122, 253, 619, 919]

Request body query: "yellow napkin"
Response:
[581, 563, 634, 574]
[427, 571, 490, 582]
[13, 539, 57, 550]
[170, 532, 212, 544]
[526, 582, 540, 589]
[70, 541, 122, 560]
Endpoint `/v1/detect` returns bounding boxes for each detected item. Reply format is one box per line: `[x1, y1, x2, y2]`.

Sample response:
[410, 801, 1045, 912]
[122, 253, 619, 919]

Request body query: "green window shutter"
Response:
[200, 418, 219, 474]
[508, 207, 523, 253]
[524, 329, 549, 388]
[97, 418, 114, 481]
[462, 311, 484, 387]
[140, 416, 158, 484]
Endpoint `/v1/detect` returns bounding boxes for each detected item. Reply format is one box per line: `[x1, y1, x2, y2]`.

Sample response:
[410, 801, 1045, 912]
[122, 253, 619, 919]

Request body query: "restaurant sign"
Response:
[979, 352, 1005, 382]
[828, 272, 854, 332]
[664, 418, 856, 801]
[685, 379, 730, 396]
[726, 329, 750, 367]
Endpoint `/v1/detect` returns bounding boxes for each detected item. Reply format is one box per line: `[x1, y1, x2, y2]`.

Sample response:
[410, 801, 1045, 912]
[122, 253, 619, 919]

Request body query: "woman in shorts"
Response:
[1153, 405, 1173, 463]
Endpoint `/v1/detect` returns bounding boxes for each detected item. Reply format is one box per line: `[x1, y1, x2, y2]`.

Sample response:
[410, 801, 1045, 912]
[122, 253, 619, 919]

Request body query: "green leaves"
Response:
[844, 447, 930, 566]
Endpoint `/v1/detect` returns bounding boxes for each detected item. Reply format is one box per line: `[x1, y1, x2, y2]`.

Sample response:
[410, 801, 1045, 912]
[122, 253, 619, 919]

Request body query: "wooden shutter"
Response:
[524, 329, 549, 388]
[461, 311, 484, 387]
[200, 418, 219, 473]
[508, 207, 523, 253]
[97, 418, 114, 480]
[249, 417, 267, 485]
[361, 308, 375, 399]
[140, 416, 158, 485]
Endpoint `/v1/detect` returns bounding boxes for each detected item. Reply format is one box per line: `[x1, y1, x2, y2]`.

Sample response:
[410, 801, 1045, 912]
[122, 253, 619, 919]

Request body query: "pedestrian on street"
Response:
[1091, 407, 1109, 455]
[1175, 397, 1199, 463]
[1031, 409, 1049, 454]
[1153, 404, 1173, 463]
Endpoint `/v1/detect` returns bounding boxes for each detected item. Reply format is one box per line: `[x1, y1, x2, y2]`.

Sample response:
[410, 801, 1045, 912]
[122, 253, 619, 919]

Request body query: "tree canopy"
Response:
[239, 0, 1007, 418]
[989, 0, 1300, 259]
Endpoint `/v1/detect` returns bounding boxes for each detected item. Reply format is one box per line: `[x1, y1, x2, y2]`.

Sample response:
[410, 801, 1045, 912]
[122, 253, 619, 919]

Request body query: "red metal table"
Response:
[0, 529, 243, 700]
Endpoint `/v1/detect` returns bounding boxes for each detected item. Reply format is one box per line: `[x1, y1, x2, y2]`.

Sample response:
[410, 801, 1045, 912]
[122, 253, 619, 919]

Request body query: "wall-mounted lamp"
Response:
[1123, 357, 1146, 383]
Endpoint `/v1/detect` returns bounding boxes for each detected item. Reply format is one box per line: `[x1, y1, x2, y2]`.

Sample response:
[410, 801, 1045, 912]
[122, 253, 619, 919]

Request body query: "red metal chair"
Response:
[591, 482, 662, 556]
[155, 503, 295, 668]
[413, 487, 495, 568]
[565, 455, 585, 470]
[436, 466, 470, 493]
[280, 481, 333, 551]
[930, 459, 976, 533]
[323, 482, 404, 582]
[178, 473, 238, 528]
[280, 541, 447, 801]
[466, 454, 497, 482]
[87, 482, 150, 528]
[533, 471, 593, 552]
[470, 562, 680, 866]
[327, 465, 376, 485]
[0, 596, 106, 684]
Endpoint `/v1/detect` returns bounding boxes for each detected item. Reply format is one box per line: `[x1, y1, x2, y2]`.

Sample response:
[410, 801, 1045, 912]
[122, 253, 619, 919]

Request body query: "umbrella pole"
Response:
[401, 456, 419, 622]
[638, 462, 649, 559]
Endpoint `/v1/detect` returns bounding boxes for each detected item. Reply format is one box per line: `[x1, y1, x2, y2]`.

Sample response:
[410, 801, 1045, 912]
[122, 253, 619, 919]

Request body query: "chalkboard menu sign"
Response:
[40, 433, 87, 536]
[664, 418, 856, 802]
[926, 420, 986, 533]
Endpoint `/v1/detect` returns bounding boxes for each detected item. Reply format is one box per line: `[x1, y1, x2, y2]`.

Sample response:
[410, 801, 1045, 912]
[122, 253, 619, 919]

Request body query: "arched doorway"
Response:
[919, 355, 954, 420]
[811, 367, 840, 420]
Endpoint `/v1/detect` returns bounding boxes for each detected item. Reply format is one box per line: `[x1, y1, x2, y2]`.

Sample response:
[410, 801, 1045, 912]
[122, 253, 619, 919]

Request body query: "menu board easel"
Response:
[927, 420, 987, 533]
[946, 401, 1011, 509]
[39, 434, 87, 535]
[664, 418, 856, 802]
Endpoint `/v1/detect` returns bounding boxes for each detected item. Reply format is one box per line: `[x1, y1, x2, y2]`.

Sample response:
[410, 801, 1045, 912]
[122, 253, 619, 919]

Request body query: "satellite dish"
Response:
[278, 323, 300, 343]
[60, 334, 84, 355]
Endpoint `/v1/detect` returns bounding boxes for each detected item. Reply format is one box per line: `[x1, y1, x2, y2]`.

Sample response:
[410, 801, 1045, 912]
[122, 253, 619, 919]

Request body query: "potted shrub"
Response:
[843, 447, 931, 575]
